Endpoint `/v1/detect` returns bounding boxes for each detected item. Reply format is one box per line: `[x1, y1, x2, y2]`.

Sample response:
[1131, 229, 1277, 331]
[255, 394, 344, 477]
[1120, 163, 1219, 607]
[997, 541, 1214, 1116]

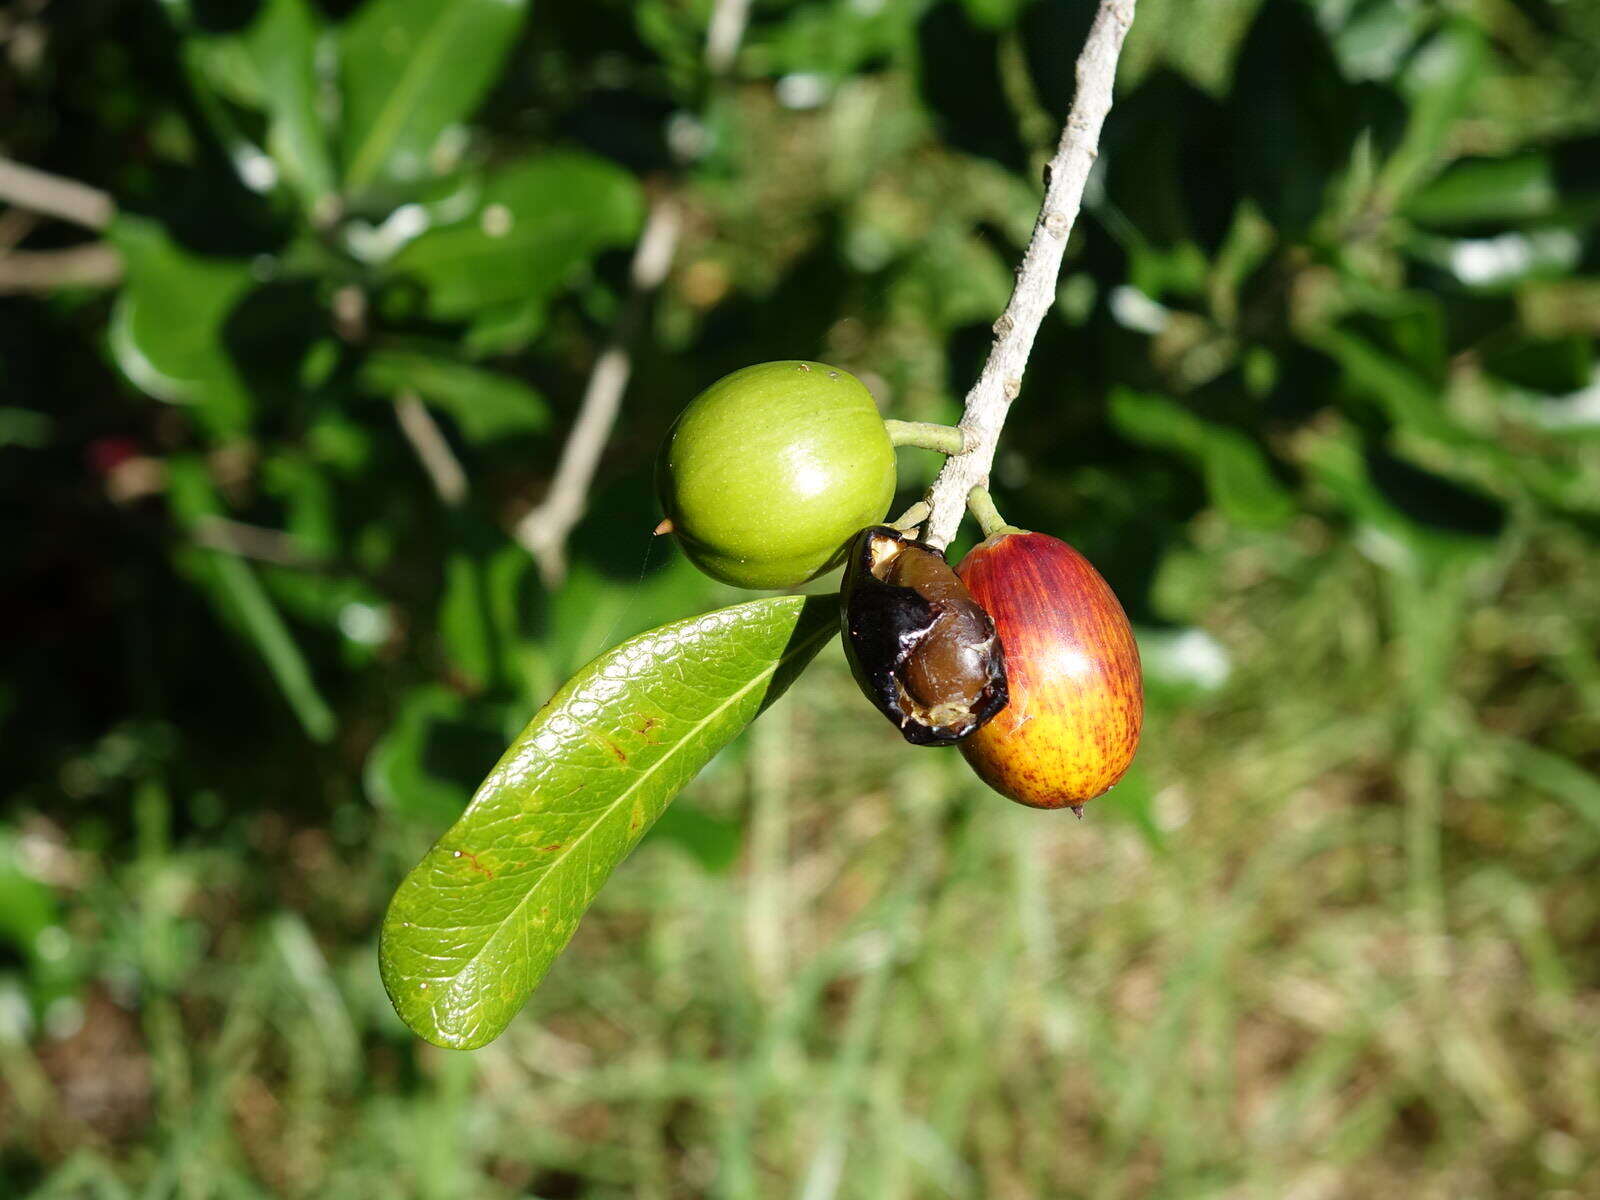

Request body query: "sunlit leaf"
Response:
[245, 0, 337, 206]
[380, 595, 836, 1048]
[340, 0, 530, 198]
[106, 218, 255, 434]
[387, 153, 643, 323]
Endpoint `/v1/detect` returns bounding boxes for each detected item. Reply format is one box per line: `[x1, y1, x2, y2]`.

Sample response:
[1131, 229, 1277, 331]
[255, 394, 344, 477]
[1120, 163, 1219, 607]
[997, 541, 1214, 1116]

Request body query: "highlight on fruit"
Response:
[656, 361, 896, 590]
[840, 525, 1008, 746]
[956, 529, 1142, 810]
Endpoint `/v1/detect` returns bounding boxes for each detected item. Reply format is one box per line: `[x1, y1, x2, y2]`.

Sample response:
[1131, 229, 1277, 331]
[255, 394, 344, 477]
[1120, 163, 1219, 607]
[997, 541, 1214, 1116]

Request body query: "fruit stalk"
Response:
[966, 485, 1020, 540]
[885, 420, 972, 457]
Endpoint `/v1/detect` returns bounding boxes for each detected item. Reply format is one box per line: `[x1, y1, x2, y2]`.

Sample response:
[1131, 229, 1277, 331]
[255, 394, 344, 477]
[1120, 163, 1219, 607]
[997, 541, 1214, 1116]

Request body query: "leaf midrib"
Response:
[345, 2, 476, 193]
[421, 607, 831, 1031]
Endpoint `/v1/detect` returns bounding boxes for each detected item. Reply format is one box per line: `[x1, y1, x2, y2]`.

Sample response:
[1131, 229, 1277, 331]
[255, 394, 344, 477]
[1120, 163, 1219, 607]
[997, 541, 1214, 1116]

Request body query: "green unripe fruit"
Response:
[657, 361, 897, 589]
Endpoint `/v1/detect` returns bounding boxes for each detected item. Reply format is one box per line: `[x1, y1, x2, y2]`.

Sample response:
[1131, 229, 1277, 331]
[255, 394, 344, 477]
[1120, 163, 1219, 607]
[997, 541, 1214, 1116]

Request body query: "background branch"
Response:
[512, 197, 681, 584]
[919, 0, 1136, 550]
[0, 156, 115, 230]
[393, 391, 468, 507]
[0, 243, 122, 293]
[512, 0, 752, 585]
[704, 0, 752, 76]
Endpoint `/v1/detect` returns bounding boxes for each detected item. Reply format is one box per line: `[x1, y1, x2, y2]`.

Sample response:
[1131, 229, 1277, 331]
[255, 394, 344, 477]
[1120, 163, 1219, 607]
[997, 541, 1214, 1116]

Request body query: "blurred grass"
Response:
[4, 510, 1599, 1197]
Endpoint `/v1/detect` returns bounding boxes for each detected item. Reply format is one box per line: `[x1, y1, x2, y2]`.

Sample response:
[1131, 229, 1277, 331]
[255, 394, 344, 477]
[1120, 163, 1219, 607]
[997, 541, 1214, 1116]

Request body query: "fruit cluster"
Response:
[657, 361, 1143, 810]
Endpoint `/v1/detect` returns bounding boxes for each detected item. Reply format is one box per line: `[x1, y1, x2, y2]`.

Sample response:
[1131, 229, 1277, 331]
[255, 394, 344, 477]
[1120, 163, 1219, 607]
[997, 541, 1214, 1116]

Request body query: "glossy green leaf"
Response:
[1110, 388, 1295, 528]
[360, 347, 549, 441]
[106, 218, 255, 435]
[541, 555, 716, 686]
[340, 0, 529, 198]
[387, 153, 643, 322]
[380, 595, 836, 1049]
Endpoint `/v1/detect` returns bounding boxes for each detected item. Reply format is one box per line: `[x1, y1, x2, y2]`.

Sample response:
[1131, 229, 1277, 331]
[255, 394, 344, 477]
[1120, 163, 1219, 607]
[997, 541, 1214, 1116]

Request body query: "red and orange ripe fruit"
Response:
[956, 530, 1142, 810]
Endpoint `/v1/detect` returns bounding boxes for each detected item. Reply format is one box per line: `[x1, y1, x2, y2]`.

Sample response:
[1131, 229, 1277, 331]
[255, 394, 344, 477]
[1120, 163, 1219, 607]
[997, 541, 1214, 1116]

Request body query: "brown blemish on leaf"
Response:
[453, 848, 494, 879]
[605, 738, 628, 763]
[540, 843, 563, 853]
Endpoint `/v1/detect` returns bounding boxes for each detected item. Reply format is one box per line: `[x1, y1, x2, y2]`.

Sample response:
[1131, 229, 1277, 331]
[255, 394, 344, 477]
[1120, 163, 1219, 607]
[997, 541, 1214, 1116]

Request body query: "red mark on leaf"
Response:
[453, 848, 494, 879]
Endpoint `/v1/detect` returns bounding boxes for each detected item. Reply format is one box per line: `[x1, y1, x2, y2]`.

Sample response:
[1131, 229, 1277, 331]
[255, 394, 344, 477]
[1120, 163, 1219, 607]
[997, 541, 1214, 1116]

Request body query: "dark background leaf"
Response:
[5, 0, 1600, 1190]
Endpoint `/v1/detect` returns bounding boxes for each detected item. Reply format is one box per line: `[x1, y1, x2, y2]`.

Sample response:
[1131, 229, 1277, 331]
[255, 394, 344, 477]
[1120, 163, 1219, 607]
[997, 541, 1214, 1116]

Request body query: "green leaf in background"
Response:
[1404, 153, 1557, 228]
[960, 0, 1029, 32]
[166, 457, 337, 741]
[540, 554, 716, 688]
[387, 153, 643, 324]
[1377, 19, 1486, 206]
[340, 0, 530, 198]
[106, 218, 255, 435]
[0, 829, 58, 953]
[1321, 0, 1429, 82]
[645, 801, 743, 873]
[181, 0, 336, 206]
[1302, 428, 1497, 577]
[1110, 388, 1295, 528]
[380, 595, 836, 1049]
[440, 550, 496, 690]
[359, 346, 549, 441]
[366, 686, 513, 826]
[243, 0, 337, 207]
[1405, 227, 1583, 292]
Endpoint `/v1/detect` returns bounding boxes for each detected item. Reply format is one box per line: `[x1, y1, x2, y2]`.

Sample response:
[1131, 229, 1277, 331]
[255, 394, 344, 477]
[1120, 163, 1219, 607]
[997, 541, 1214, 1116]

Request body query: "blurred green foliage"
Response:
[2, 0, 1599, 1195]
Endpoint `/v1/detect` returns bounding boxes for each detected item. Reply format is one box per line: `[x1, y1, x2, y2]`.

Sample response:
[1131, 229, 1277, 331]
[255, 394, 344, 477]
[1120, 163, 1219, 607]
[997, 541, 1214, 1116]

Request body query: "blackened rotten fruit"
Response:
[956, 530, 1142, 809]
[840, 525, 1008, 745]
